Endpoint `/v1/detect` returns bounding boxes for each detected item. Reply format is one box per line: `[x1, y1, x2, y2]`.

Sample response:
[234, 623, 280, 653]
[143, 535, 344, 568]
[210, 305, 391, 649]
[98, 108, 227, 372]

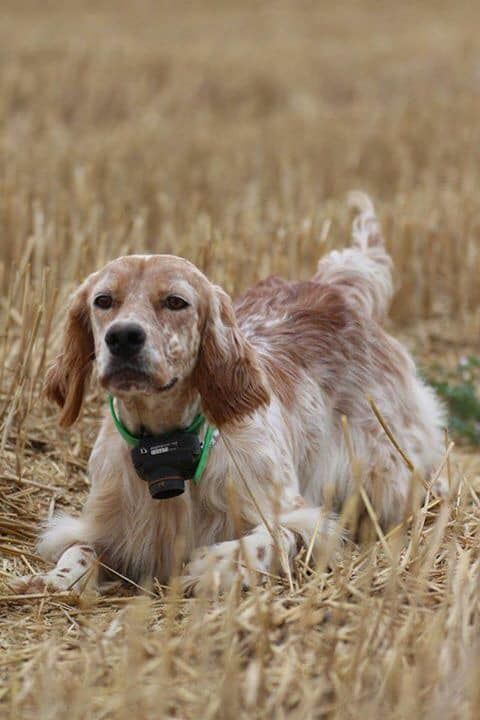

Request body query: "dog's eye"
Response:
[94, 294, 113, 310]
[164, 295, 189, 311]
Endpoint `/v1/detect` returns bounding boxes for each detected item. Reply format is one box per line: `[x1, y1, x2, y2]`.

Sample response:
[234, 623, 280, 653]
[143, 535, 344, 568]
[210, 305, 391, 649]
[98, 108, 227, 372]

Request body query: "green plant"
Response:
[424, 356, 480, 444]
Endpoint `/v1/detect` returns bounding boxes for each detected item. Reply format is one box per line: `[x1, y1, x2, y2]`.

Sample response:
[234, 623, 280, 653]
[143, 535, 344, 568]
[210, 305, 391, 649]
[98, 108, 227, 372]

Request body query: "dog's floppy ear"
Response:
[45, 281, 94, 427]
[193, 286, 269, 427]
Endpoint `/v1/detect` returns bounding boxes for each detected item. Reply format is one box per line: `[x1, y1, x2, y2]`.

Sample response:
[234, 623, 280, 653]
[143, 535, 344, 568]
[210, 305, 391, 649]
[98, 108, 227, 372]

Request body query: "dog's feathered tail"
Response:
[314, 191, 393, 322]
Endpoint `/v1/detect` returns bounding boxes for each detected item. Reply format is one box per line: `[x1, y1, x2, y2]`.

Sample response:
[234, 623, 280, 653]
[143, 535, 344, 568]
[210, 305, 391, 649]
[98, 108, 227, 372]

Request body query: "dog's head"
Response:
[46, 255, 268, 428]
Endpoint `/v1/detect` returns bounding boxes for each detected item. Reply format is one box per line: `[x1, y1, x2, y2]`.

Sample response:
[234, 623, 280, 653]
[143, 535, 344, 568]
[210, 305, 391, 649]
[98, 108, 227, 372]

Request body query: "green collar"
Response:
[108, 394, 215, 484]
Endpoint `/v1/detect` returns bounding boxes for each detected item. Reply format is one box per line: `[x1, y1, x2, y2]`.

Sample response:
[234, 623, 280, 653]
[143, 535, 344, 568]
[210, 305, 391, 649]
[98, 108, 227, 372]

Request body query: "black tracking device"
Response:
[131, 430, 202, 499]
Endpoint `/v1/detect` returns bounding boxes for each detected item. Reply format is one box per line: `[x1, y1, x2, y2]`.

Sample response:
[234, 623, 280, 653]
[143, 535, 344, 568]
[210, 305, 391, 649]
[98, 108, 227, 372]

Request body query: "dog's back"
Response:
[234, 194, 446, 524]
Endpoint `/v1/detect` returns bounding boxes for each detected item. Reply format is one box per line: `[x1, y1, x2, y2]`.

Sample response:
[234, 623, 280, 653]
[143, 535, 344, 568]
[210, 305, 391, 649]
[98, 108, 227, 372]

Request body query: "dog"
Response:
[12, 193, 446, 596]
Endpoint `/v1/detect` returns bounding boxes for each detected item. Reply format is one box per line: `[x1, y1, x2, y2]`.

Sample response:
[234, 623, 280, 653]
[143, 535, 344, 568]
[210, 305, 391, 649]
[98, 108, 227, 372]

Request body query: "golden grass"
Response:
[2, 1, 480, 717]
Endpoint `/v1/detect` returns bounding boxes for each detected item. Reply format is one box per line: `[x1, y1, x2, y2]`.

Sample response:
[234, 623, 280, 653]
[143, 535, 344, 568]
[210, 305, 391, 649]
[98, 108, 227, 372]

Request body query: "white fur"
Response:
[37, 514, 91, 562]
[14, 193, 446, 596]
[10, 544, 97, 595]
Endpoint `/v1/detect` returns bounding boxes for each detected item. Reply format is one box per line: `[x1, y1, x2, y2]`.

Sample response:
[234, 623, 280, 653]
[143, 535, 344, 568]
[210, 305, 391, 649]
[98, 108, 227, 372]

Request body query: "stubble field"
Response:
[1, 2, 480, 718]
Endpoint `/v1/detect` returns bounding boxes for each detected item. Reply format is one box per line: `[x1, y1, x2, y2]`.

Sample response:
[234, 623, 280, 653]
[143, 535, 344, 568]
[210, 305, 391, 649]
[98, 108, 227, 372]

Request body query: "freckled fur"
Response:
[16, 193, 446, 594]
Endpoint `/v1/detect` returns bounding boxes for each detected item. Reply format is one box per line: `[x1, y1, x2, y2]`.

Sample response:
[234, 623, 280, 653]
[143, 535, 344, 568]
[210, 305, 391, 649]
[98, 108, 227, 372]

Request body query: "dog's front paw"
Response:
[9, 573, 50, 594]
[8, 570, 73, 594]
[182, 537, 274, 597]
[9, 544, 97, 596]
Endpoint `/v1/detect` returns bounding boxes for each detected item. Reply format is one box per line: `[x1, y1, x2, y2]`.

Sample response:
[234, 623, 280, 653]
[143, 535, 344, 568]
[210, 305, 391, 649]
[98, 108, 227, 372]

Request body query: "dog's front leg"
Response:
[9, 543, 98, 595]
[10, 513, 98, 595]
[182, 507, 338, 596]
[182, 525, 291, 596]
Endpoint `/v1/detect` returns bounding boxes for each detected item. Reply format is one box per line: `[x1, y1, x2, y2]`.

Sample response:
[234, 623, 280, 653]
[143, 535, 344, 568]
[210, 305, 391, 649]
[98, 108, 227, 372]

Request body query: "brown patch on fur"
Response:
[293, 496, 307, 509]
[235, 278, 351, 405]
[80, 545, 95, 553]
[45, 283, 94, 427]
[234, 275, 413, 420]
[256, 546, 266, 562]
[193, 287, 269, 427]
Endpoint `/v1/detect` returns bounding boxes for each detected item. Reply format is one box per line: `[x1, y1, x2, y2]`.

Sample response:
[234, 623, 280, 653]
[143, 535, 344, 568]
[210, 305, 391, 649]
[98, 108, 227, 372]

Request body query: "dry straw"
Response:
[2, 1, 480, 718]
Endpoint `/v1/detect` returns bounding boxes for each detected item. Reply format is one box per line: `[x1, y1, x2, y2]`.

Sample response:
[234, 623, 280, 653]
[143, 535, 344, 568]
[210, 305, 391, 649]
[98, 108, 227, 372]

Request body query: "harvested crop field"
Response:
[2, 1, 480, 718]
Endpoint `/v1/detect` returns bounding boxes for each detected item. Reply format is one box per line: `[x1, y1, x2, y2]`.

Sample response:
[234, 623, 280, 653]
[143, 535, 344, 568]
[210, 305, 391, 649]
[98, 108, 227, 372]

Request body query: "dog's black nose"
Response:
[105, 323, 146, 358]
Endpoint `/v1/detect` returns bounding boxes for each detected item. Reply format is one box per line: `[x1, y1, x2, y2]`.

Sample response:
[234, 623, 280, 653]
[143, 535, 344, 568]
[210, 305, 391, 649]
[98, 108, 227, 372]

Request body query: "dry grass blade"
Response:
[367, 395, 418, 476]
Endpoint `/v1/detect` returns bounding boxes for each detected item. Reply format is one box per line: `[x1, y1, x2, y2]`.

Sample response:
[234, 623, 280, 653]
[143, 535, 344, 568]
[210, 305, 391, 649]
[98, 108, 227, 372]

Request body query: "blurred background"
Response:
[2, 0, 480, 323]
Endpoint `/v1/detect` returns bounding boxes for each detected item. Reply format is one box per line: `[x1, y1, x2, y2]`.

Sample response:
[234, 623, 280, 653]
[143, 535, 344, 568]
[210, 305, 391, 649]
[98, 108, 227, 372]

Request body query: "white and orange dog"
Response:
[13, 193, 445, 595]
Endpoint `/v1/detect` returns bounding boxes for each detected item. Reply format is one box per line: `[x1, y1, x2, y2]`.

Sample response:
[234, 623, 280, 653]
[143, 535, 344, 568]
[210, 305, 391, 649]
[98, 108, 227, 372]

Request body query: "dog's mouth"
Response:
[101, 366, 178, 394]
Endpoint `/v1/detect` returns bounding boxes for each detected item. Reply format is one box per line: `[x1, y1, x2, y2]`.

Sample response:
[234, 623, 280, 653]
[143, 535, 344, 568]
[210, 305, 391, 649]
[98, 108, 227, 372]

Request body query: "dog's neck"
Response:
[114, 382, 202, 437]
